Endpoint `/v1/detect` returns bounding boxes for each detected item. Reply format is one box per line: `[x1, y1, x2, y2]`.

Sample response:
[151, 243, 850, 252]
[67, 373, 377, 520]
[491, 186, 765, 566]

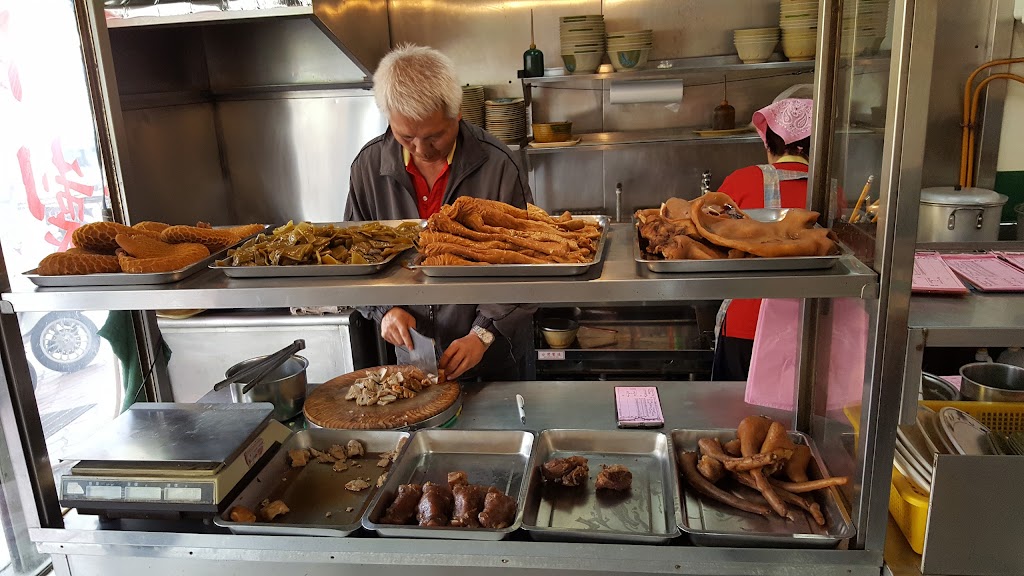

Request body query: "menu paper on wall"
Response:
[912, 252, 968, 294]
[941, 253, 1024, 292]
[614, 386, 665, 428]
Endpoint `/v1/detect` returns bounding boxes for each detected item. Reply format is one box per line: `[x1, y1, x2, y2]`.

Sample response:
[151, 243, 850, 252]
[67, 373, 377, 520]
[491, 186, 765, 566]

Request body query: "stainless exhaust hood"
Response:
[311, 0, 391, 78]
[103, 1, 390, 78]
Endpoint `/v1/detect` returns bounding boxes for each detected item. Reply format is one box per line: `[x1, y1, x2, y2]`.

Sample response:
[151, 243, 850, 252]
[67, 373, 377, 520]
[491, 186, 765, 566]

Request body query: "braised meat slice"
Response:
[260, 500, 290, 521]
[229, 506, 256, 523]
[417, 482, 454, 527]
[447, 471, 469, 488]
[542, 456, 590, 487]
[380, 484, 422, 525]
[450, 484, 489, 528]
[595, 464, 633, 491]
[477, 487, 516, 529]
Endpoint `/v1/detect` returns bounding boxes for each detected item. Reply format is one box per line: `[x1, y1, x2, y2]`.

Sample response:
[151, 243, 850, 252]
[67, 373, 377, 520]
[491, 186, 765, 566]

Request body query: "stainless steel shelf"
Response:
[525, 126, 882, 154]
[522, 53, 892, 85]
[909, 292, 1024, 347]
[1, 224, 878, 312]
[106, 6, 313, 28]
[31, 381, 875, 576]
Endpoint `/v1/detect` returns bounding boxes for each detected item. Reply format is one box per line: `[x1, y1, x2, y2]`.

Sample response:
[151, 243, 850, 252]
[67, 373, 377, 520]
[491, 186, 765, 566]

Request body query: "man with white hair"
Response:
[345, 44, 535, 382]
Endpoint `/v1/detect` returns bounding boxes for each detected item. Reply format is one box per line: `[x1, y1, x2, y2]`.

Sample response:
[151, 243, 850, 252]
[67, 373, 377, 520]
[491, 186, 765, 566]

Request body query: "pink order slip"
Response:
[912, 252, 968, 294]
[941, 253, 1024, 292]
[995, 252, 1024, 272]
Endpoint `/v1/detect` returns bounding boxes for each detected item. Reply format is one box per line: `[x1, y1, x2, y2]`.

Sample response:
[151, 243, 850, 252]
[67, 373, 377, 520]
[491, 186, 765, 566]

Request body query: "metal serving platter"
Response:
[410, 216, 609, 277]
[635, 209, 845, 273]
[671, 428, 856, 548]
[213, 220, 422, 278]
[521, 429, 680, 544]
[24, 226, 269, 288]
[362, 429, 534, 540]
[215, 429, 410, 537]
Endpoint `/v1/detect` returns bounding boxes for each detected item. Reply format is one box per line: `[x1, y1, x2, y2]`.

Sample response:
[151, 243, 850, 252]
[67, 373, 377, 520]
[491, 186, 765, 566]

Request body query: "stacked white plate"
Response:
[733, 27, 780, 64]
[841, 0, 891, 56]
[560, 15, 605, 74]
[779, 0, 818, 61]
[896, 405, 995, 493]
[461, 85, 485, 128]
[485, 98, 527, 143]
[606, 29, 653, 71]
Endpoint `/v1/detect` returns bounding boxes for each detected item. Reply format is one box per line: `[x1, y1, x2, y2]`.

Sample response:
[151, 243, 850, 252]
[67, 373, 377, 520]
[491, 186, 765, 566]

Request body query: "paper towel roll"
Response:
[609, 79, 684, 104]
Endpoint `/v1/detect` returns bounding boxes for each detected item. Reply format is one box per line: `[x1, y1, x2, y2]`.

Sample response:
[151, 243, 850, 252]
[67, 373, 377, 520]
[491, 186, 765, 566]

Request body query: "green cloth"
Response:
[97, 311, 171, 412]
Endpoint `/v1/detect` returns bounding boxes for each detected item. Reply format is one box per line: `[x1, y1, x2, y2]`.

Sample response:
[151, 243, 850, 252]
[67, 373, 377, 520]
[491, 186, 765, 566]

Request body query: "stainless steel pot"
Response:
[959, 362, 1024, 402]
[917, 187, 1008, 243]
[225, 355, 308, 420]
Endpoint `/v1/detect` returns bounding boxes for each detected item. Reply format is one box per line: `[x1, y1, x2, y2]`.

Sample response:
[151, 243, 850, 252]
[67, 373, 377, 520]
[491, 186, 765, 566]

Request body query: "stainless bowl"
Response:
[225, 355, 308, 421]
[959, 362, 1024, 402]
[539, 318, 579, 349]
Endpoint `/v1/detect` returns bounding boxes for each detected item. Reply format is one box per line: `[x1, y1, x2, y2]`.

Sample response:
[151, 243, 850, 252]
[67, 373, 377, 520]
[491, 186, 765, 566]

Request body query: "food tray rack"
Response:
[671, 428, 855, 548]
[362, 429, 534, 540]
[24, 225, 271, 287]
[213, 220, 423, 278]
[520, 429, 680, 544]
[410, 216, 609, 278]
[215, 429, 410, 537]
[635, 208, 847, 273]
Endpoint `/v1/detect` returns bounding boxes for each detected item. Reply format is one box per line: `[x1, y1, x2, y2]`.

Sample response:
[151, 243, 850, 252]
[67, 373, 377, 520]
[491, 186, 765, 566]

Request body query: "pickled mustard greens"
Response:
[224, 221, 420, 266]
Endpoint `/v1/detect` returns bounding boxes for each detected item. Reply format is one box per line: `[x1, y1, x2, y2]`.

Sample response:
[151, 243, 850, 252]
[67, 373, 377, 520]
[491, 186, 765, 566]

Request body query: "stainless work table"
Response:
[2, 224, 879, 313]
[33, 380, 879, 576]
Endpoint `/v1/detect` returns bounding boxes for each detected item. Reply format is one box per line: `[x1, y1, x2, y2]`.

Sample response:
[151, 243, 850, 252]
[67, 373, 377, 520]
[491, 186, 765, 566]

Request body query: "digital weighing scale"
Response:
[59, 402, 292, 518]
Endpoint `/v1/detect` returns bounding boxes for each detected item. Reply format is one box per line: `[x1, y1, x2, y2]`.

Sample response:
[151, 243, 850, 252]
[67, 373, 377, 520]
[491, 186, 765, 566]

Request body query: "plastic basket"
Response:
[921, 400, 1024, 434]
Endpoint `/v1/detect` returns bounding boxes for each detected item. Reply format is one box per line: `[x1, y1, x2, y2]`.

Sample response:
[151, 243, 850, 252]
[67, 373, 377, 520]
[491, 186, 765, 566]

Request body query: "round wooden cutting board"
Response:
[304, 365, 460, 430]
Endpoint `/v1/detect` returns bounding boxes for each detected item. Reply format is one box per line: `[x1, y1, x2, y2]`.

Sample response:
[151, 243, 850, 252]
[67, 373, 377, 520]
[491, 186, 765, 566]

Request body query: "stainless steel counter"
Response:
[2, 225, 879, 312]
[33, 380, 880, 576]
[909, 292, 1024, 347]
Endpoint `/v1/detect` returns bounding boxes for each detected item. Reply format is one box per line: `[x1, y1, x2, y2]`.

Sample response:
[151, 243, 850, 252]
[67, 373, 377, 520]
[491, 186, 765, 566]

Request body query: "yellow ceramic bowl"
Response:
[533, 122, 574, 143]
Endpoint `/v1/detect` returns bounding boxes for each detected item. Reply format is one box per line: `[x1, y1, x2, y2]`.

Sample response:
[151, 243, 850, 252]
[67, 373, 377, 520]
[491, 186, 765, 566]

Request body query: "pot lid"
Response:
[921, 186, 1008, 206]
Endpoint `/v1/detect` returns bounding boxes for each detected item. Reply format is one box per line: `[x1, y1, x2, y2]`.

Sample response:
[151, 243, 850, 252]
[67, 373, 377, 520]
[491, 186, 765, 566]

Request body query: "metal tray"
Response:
[635, 209, 845, 273]
[22, 226, 268, 287]
[214, 429, 410, 537]
[213, 220, 422, 278]
[671, 428, 856, 548]
[521, 429, 680, 544]
[410, 216, 609, 277]
[362, 429, 534, 540]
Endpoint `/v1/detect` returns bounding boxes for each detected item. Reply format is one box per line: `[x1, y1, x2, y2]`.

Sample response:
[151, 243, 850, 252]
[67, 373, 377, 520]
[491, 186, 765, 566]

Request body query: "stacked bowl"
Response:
[560, 15, 606, 74]
[606, 29, 653, 71]
[460, 85, 485, 128]
[779, 0, 818, 61]
[842, 0, 891, 56]
[733, 27, 780, 64]
[485, 98, 527, 144]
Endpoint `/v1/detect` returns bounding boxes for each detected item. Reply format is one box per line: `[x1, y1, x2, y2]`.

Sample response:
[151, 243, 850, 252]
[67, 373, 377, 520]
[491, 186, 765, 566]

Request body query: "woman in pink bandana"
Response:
[712, 98, 814, 382]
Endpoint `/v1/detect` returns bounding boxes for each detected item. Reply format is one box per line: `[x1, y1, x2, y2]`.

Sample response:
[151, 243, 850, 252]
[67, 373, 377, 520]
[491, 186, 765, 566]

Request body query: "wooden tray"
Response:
[304, 366, 460, 430]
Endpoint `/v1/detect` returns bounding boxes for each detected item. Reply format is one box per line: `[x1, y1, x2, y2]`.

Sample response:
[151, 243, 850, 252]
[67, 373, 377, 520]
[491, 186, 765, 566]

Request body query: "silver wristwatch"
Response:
[472, 325, 495, 347]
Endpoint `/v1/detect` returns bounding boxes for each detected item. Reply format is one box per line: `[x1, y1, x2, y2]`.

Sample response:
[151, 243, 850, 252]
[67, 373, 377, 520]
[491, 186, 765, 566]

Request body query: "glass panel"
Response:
[0, 1, 126, 570]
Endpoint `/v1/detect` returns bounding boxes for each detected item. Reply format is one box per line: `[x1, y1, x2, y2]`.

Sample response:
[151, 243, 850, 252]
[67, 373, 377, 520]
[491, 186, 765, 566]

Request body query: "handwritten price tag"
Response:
[614, 386, 664, 426]
[913, 252, 967, 294]
[942, 253, 1024, 292]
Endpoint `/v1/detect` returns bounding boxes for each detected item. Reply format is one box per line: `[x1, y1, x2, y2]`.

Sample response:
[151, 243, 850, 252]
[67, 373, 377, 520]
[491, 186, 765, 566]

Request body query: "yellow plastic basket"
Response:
[920, 400, 1024, 434]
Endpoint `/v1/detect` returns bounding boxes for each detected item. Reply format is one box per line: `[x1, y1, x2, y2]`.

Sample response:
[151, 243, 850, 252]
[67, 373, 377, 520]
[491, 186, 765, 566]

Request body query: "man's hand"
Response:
[440, 332, 487, 381]
[380, 308, 416, 349]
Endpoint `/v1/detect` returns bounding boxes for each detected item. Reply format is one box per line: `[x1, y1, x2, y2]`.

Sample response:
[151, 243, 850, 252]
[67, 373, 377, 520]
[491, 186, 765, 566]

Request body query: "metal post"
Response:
[793, 299, 818, 433]
[855, 0, 938, 552]
[806, 0, 843, 220]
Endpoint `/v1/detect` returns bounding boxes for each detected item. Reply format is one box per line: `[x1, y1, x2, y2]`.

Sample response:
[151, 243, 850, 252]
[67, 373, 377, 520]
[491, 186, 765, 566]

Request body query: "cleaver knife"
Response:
[398, 328, 439, 378]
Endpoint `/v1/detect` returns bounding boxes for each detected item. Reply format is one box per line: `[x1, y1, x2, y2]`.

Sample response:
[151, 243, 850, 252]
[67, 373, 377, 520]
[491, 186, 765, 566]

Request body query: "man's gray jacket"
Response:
[344, 120, 537, 378]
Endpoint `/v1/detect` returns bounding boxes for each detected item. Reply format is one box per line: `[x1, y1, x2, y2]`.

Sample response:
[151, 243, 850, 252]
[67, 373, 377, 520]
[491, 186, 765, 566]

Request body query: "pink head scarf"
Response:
[752, 98, 814, 146]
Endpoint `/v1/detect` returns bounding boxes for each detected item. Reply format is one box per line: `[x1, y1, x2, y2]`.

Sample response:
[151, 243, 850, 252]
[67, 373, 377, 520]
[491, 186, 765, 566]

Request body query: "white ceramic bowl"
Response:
[561, 51, 603, 74]
[782, 35, 817, 60]
[735, 39, 778, 64]
[607, 47, 651, 71]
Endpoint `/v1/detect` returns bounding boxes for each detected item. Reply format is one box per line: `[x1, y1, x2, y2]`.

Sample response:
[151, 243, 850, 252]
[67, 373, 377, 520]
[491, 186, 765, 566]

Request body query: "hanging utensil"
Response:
[213, 339, 305, 392]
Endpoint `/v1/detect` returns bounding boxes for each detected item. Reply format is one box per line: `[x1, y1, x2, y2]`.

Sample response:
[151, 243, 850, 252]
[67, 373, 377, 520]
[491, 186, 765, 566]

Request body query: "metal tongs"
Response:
[213, 339, 306, 394]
